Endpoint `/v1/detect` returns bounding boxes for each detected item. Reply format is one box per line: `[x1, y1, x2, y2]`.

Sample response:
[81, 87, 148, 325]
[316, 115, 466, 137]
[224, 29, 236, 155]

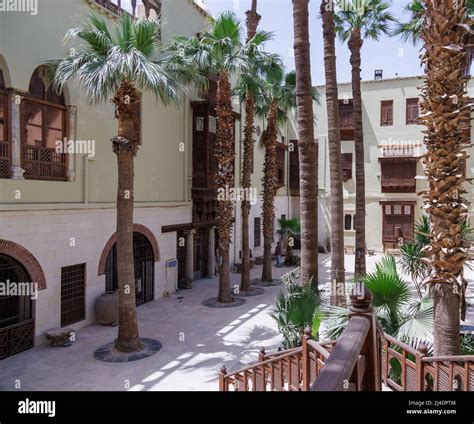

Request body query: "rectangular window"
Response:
[21, 98, 67, 181]
[339, 99, 354, 141]
[344, 214, 353, 231]
[289, 139, 299, 192]
[381, 100, 393, 126]
[406, 98, 419, 125]
[254, 217, 261, 248]
[94, 0, 162, 20]
[341, 153, 353, 182]
[61, 264, 86, 327]
[380, 159, 417, 193]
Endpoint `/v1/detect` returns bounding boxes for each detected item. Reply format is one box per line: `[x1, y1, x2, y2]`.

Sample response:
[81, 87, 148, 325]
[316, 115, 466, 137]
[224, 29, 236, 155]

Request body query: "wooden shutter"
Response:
[341, 153, 353, 182]
[381, 100, 393, 126]
[406, 98, 419, 124]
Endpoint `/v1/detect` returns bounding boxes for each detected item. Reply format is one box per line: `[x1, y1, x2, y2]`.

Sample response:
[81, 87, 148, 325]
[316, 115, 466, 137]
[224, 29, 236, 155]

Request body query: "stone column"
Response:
[9, 92, 24, 179]
[185, 229, 195, 281]
[66, 105, 77, 182]
[207, 226, 216, 278]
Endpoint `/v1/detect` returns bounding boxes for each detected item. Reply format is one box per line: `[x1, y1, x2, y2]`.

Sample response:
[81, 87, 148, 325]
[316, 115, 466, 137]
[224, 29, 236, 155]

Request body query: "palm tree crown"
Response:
[49, 12, 195, 104]
[334, 0, 396, 42]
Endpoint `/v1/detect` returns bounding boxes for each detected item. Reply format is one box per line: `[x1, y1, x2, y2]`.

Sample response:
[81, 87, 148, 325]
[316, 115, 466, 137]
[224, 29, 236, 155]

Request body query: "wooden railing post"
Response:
[302, 326, 312, 391]
[219, 366, 227, 391]
[415, 342, 428, 391]
[349, 283, 380, 391]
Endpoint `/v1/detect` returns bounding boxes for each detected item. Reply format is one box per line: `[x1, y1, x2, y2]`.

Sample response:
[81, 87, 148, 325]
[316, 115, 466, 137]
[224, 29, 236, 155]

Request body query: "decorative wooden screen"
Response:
[276, 142, 286, 187]
[381, 202, 415, 244]
[289, 139, 299, 192]
[94, 0, 162, 20]
[341, 153, 353, 182]
[380, 100, 393, 126]
[22, 67, 67, 180]
[254, 217, 261, 248]
[61, 264, 86, 327]
[380, 158, 417, 193]
[339, 99, 354, 141]
[406, 98, 419, 125]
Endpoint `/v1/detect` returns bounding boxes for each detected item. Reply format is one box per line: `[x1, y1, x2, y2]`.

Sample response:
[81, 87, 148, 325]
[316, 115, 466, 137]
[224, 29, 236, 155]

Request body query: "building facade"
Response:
[313, 76, 474, 253]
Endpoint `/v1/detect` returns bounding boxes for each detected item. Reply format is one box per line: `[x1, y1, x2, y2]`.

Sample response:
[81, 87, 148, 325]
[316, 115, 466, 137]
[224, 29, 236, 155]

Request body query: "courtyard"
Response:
[2, 253, 473, 392]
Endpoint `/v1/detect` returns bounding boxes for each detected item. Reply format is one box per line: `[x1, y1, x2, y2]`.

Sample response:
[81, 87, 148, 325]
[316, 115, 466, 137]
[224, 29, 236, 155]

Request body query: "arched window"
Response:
[105, 232, 155, 306]
[0, 254, 34, 359]
[21, 66, 67, 180]
[0, 69, 9, 178]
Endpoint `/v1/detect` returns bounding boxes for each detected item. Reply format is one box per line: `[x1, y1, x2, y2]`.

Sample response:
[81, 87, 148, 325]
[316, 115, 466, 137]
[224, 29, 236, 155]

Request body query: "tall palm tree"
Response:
[419, 0, 471, 356]
[394, 0, 474, 75]
[292, 0, 319, 287]
[50, 13, 195, 352]
[241, 0, 261, 294]
[171, 12, 274, 303]
[321, 0, 345, 306]
[334, 0, 396, 278]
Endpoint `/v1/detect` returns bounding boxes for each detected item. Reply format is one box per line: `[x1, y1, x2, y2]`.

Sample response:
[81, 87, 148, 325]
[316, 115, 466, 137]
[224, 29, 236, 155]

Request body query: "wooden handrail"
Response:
[423, 355, 474, 363]
[384, 333, 419, 357]
[311, 316, 370, 391]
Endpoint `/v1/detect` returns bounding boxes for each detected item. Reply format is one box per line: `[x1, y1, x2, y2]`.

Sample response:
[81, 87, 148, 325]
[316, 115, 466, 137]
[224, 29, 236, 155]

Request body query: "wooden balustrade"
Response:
[312, 285, 382, 391]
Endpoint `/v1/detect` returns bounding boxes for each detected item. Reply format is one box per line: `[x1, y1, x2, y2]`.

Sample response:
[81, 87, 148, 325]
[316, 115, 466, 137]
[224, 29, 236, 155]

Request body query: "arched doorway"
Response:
[0, 254, 35, 360]
[105, 232, 155, 306]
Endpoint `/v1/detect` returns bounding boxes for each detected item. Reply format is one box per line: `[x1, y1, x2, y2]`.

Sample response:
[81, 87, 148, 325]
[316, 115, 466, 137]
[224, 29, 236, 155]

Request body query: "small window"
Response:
[385, 205, 391, 215]
[254, 217, 261, 248]
[394, 205, 402, 215]
[61, 264, 86, 327]
[341, 153, 353, 182]
[344, 214, 352, 231]
[406, 98, 419, 125]
[276, 143, 286, 186]
[404, 205, 411, 215]
[381, 100, 393, 126]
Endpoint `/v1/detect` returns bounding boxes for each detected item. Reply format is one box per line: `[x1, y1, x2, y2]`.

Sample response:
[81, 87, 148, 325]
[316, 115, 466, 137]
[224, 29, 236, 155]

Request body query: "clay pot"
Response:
[94, 292, 119, 326]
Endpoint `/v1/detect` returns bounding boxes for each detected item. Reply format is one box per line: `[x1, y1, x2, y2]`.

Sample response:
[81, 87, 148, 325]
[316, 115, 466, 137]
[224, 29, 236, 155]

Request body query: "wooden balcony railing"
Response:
[382, 334, 474, 392]
[0, 140, 10, 178]
[22, 145, 67, 181]
[219, 283, 474, 392]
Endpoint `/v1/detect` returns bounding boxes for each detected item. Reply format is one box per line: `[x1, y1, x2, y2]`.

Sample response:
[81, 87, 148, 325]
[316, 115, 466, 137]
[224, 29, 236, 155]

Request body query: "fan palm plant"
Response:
[48, 13, 197, 353]
[170, 12, 275, 303]
[334, 0, 396, 278]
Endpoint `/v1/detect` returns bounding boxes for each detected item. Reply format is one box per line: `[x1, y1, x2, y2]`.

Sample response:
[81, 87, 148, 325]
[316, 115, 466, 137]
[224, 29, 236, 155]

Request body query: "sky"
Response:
[202, 0, 423, 86]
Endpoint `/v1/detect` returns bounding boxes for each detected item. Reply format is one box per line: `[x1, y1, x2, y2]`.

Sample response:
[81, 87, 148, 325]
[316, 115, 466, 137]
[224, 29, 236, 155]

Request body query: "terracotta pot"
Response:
[94, 291, 119, 326]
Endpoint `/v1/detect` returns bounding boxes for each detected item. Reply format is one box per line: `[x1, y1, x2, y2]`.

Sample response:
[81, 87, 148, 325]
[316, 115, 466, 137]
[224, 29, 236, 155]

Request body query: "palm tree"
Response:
[394, 0, 474, 75]
[292, 0, 319, 287]
[419, 0, 471, 355]
[241, 0, 261, 294]
[321, 0, 345, 306]
[49, 13, 195, 352]
[171, 12, 274, 303]
[334, 0, 396, 278]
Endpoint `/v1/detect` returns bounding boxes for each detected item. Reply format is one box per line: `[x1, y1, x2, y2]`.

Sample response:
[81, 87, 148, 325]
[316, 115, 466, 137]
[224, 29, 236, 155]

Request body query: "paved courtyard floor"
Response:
[1, 253, 473, 391]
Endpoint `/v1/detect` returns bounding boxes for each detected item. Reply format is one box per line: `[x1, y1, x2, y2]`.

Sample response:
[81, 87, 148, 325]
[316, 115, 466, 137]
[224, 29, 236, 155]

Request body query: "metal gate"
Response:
[0, 254, 34, 360]
[105, 232, 155, 305]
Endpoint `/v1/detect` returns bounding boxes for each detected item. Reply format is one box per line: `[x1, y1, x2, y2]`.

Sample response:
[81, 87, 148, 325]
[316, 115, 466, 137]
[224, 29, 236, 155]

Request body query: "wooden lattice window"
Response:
[254, 217, 261, 248]
[381, 100, 393, 126]
[0, 69, 9, 178]
[341, 153, 353, 182]
[339, 99, 354, 141]
[61, 264, 86, 327]
[94, 0, 162, 20]
[406, 98, 419, 125]
[380, 159, 417, 193]
[21, 67, 67, 181]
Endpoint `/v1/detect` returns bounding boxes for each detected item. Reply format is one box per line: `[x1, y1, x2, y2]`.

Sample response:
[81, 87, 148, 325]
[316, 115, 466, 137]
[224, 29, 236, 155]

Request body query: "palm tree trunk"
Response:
[292, 0, 318, 287]
[112, 81, 142, 353]
[261, 101, 278, 282]
[420, 0, 470, 355]
[349, 29, 366, 278]
[321, 0, 345, 305]
[241, 0, 261, 293]
[216, 70, 235, 303]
